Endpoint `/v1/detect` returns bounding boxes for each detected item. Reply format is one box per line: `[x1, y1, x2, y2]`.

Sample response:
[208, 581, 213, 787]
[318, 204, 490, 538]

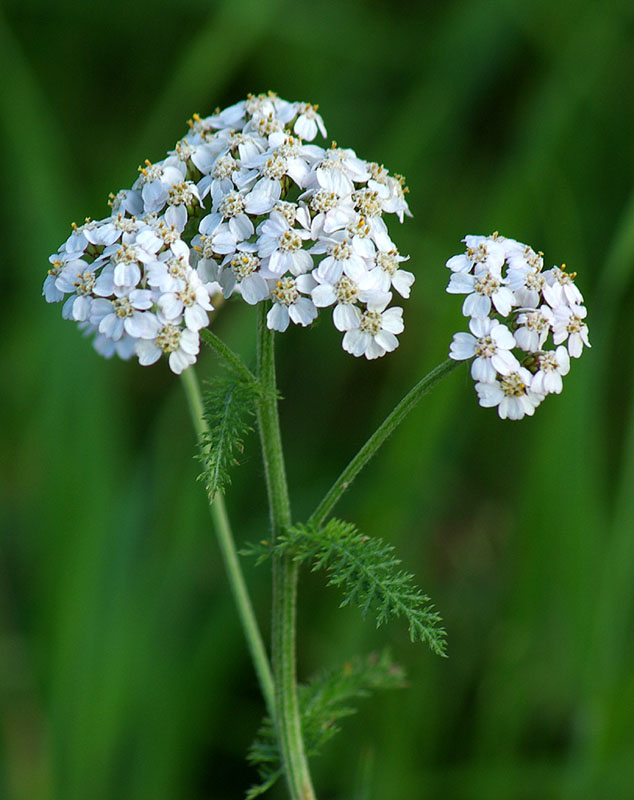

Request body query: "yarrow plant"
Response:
[44, 92, 589, 799]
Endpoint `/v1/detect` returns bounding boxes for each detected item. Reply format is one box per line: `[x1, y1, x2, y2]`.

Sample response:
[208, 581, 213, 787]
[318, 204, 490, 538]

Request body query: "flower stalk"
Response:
[181, 366, 275, 718]
[309, 357, 460, 527]
[256, 304, 316, 800]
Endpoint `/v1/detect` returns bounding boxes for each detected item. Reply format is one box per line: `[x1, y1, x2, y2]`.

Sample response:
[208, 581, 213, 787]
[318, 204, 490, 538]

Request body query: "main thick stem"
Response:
[256, 306, 316, 800]
[181, 367, 275, 718]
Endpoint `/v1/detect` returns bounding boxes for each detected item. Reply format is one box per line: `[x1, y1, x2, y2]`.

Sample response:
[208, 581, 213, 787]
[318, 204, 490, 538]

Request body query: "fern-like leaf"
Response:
[198, 373, 260, 498]
[246, 652, 405, 798]
[267, 519, 446, 655]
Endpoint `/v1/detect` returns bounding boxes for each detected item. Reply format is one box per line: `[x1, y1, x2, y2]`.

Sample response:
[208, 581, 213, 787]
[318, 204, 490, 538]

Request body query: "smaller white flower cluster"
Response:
[446, 234, 590, 420]
[44, 92, 414, 373]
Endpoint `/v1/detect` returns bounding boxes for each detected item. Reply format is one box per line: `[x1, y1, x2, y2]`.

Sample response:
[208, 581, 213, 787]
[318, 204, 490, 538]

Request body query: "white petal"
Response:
[135, 340, 162, 366]
[240, 274, 269, 305]
[374, 330, 399, 353]
[289, 297, 318, 326]
[342, 329, 369, 357]
[267, 303, 290, 332]
[184, 305, 209, 331]
[312, 284, 337, 307]
[449, 332, 477, 360]
[381, 307, 404, 334]
[333, 303, 360, 331]
[179, 329, 200, 355]
[125, 312, 160, 339]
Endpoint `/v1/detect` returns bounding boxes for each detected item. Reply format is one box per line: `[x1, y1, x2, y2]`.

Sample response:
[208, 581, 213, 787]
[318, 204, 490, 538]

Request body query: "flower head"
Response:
[44, 94, 414, 370]
[446, 234, 589, 419]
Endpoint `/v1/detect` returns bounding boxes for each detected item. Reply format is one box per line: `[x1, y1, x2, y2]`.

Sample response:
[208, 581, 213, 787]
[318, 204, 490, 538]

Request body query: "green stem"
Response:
[181, 366, 275, 719]
[256, 305, 316, 800]
[308, 358, 461, 528]
[200, 327, 258, 386]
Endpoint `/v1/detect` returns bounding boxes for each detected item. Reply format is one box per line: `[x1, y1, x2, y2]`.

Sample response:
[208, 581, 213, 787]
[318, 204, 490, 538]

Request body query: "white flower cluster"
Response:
[43, 92, 413, 373]
[446, 233, 590, 420]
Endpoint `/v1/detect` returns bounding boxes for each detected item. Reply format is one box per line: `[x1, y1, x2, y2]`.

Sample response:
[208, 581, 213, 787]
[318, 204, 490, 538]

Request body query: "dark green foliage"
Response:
[198, 372, 261, 498]
[246, 652, 406, 798]
[252, 520, 446, 655]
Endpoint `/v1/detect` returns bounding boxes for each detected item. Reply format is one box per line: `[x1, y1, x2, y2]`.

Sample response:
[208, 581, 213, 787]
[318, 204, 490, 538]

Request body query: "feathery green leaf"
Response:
[198, 372, 261, 499]
[257, 519, 446, 655]
[246, 652, 405, 798]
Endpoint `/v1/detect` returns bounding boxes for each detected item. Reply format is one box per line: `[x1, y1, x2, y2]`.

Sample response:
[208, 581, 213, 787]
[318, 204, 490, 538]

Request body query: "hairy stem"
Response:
[256, 306, 316, 800]
[309, 358, 461, 527]
[200, 327, 259, 386]
[181, 366, 275, 718]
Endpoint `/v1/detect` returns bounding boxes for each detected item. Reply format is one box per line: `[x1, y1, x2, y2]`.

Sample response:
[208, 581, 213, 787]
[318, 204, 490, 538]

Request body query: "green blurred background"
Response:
[2, 0, 634, 797]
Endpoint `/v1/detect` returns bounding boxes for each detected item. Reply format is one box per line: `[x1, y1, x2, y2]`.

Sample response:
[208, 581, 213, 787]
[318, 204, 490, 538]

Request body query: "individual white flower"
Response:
[80, 217, 122, 248]
[514, 306, 554, 351]
[475, 368, 544, 420]
[308, 147, 370, 196]
[530, 346, 570, 395]
[135, 159, 187, 214]
[43, 259, 67, 303]
[311, 274, 383, 332]
[108, 188, 143, 217]
[368, 250, 415, 298]
[197, 153, 241, 204]
[305, 190, 356, 239]
[55, 260, 102, 321]
[505, 242, 543, 273]
[552, 304, 590, 357]
[224, 130, 267, 162]
[270, 200, 301, 227]
[341, 215, 378, 260]
[449, 318, 519, 382]
[506, 264, 546, 308]
[446, 269, 515, 318]
[342, 295, 404, 360]
[238, 140, 311, 199]
[445, 234, 506, 274]
[257, 212, 313, 276]
[371, 173, 412, 222]
[60, 222, 91, 258]
[244, 92, 295, 125]
[104, 245, 141, 289]
[164, 180, 203, 230]
[158, 272, 213, 332]
[200, 190, 253, 241]
[193, 218, 238, 271]
[311, 233, 368, 284]
[542, 265, 584, 308]
[219, 246, 270, 305]
[135, 323, 200, 374]
[170, 137, 216, 174]
[141, 215, 183, 249]
[350, 188, 394, 251]
[293, 102, 327, 141]
[146, 240, 193, 292]
[267, 275, 318, 331]
[90, 290, 159, 341]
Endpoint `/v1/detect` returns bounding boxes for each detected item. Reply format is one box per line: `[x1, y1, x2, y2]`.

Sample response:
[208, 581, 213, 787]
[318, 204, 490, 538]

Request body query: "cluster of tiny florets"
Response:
[446, 233, 590, 420]
[43, 92, 413, 373]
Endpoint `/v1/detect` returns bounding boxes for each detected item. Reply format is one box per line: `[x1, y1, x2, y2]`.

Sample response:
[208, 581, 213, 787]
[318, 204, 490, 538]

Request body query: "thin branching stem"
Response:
[200, 327, 259, 386]
[256, 305, 316, 800]
[181, 366, 275, 718]
[308, 358, 461, 528]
